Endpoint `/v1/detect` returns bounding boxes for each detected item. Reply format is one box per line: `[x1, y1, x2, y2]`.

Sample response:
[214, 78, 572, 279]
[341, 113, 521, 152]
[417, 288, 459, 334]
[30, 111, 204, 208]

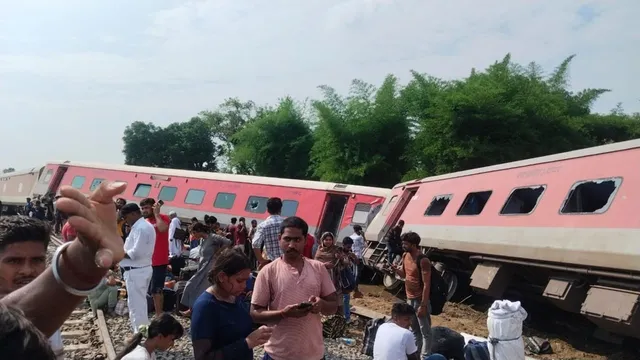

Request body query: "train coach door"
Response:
[47, 166, 68, 196]
[380, 187, 418, 238]
[317, 193, 349, 239]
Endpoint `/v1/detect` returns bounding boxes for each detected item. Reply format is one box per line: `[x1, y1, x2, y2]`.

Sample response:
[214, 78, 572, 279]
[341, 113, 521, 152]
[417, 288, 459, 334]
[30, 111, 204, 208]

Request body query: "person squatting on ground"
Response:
[119, 203, 156, 333]
[88, 268, 120, 317]
[391, 231, 433, 357]
[373, 302, 446, 360]
[114, 313, 184, 360]
[139, 198, 170, 317]
[191, 247, 273, 360]
[251, 216, 338, 360]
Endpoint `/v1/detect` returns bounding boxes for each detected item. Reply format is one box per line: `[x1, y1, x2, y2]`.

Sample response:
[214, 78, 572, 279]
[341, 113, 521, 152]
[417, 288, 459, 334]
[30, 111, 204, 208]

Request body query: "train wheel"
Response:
[442, 271, 470, 302]
[383, 273, 403, 291]
[442, 271, 458, 301]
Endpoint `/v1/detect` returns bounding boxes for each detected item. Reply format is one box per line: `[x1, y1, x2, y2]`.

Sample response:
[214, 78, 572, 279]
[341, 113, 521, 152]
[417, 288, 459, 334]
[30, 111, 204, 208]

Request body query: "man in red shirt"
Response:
[61, 220, 77, 243]
[140, 198, 169, 316]
[302, 233, 315, 259]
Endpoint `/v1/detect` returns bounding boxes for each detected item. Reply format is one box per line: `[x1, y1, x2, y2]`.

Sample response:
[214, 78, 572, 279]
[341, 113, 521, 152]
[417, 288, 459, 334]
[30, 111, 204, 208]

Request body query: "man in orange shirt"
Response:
[140, 198, 169, 316]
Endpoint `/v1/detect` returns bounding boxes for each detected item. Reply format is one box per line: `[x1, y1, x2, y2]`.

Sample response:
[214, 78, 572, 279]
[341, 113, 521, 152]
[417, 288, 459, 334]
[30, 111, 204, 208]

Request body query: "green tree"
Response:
[403, 54, 621, 179]
[197, 98, 257, 171]
[2, 168, 15, 174]
[230, 97, 313, 179]
[122, 122, 167, 167]
[122, 118, 218, 171]
[310, 75, 411, 187]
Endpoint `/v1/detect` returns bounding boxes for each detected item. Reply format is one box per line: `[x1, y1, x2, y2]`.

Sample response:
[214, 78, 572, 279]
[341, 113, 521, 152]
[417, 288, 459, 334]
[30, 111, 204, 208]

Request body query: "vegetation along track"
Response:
[48, 236, 116, 360]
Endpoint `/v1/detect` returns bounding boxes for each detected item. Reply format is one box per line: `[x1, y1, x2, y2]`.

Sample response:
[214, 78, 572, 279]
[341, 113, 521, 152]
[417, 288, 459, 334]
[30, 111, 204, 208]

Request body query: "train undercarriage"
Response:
[362, 240, 640, 341]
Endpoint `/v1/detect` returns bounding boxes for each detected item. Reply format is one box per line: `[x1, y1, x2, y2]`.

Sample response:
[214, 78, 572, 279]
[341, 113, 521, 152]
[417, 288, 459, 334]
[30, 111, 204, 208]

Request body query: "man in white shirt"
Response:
[168, 211, 182, 258]
[119, 203, 156, 333]
[374, 302, 439, 360]
[349, 224, 365, 298]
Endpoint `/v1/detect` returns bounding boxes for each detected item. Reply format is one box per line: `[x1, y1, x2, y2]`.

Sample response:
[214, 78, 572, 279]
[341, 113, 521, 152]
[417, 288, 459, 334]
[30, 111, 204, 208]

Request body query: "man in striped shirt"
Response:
[252, 197, 284, 268]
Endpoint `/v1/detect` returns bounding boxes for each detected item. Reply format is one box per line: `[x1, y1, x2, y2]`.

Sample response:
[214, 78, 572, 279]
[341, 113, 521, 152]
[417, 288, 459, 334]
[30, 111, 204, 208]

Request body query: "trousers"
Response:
[408, 298, 432, 357]
[89, 286, 118, 315]
[124, 266, 153, 333]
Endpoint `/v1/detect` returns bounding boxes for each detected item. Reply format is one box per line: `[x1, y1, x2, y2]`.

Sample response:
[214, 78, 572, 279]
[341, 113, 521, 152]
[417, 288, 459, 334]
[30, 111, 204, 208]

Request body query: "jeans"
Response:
[424, 354, 446, 360]
[343, 293, 351, 320]
[408, 298, 432, 357]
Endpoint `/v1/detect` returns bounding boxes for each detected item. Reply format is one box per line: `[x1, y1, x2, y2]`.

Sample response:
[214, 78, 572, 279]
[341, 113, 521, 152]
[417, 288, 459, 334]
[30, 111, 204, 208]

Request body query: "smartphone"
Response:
[297, 302, 313, 310]
[158, 200, 164, 206]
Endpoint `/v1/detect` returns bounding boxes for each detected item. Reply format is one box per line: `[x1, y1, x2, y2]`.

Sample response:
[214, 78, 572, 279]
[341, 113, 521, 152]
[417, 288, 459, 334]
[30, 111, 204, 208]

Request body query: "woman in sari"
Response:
[314, 231, 350, 315]
[180, 222, 232, 317]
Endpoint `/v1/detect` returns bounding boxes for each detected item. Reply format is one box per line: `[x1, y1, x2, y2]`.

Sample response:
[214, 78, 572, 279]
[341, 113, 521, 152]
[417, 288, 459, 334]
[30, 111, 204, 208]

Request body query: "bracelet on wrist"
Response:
[52, 242, 106, 297]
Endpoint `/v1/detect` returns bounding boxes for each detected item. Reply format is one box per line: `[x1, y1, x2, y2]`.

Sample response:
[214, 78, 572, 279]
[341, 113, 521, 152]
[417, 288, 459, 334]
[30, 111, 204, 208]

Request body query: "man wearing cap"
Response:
[119, 203, 156, 333]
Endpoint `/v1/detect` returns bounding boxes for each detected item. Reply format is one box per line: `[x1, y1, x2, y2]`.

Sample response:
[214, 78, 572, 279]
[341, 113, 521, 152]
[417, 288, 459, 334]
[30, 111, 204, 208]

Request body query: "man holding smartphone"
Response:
[251, 216, 338, 360]
[140, 197, 169, 317]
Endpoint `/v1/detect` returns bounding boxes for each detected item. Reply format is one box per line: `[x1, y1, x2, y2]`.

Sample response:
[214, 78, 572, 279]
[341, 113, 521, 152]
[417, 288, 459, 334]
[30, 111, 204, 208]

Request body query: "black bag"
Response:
[174, 280, 189, 313]
[431, 326, 465, 360]
[416, 254, 448, 316]
[174, 228, 188, 241]
[360, 317, 387, 356]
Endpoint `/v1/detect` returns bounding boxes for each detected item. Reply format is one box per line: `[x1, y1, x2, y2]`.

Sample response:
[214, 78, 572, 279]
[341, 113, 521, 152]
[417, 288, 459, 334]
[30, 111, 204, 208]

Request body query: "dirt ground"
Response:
[351, 284, 637, 360]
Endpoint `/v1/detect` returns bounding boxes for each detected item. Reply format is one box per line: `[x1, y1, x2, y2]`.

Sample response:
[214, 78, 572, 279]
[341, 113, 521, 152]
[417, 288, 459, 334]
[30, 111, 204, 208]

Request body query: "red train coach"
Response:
[365, 139, 640, 339]
[30, 161, 390, 240]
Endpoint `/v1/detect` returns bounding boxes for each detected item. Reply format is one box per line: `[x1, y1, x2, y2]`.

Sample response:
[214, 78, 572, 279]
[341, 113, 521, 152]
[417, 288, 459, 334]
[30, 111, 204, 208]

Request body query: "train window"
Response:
[352, 203, 372, 224]
[560, 177, 622, 215]
[89, 178, 105, 191]
[424, 194, 452, 216]
[71, 176, 86, 189]
[457, 191, 492, 216]
[382, 196, 398, 216]
[501, 186, 546, 215]
[282, 200, 299, 217]
[185, 189, 206, 205]
[214, 192, 236, 209]
[43, 169, 53, 184]
[158, 186, 178, 202]
[245, 196, 268, 213]
[133, 184, 152, 198]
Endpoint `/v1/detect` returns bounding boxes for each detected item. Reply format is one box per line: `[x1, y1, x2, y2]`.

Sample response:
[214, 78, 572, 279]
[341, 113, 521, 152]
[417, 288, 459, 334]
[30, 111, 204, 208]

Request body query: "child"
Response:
[115, 313, 184, 360]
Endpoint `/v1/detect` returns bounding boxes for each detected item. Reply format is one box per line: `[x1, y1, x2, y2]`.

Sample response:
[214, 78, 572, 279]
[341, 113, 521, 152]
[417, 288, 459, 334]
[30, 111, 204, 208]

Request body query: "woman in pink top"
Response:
[250, 216, 338, 360]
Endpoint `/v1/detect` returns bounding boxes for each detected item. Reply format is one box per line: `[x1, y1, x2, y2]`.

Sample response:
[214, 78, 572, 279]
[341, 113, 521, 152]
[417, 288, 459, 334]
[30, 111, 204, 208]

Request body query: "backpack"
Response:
[360, 317, 387, 356]
[416, 254, 448, 316]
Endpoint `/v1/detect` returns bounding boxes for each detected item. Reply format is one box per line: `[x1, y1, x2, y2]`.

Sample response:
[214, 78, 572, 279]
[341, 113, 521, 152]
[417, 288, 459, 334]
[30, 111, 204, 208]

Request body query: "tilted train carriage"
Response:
[364, 139, 640, 339]
[1, 161, 390, 240]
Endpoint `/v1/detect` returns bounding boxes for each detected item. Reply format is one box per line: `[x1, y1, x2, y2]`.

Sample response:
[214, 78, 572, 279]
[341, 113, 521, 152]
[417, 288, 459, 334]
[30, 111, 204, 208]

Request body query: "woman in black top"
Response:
[190, 248, 273, 360]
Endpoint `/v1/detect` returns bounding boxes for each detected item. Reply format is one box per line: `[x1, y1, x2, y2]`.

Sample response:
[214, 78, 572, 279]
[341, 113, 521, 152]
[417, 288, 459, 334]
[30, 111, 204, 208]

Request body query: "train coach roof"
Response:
[394, 138, 640, 189]
[46, 161, 391, 197]
[0, 167, 41, 178]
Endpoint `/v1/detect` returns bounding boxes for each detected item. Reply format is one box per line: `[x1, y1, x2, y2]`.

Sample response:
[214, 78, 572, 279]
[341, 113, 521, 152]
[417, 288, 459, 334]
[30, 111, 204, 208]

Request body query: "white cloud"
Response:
[0, 0, 638, 169]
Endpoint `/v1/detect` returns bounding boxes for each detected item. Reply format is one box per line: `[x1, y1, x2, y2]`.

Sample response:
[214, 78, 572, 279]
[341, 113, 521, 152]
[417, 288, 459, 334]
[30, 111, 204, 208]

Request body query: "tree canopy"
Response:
[2, 168, 15, 174]
[121, 54, 640, 187]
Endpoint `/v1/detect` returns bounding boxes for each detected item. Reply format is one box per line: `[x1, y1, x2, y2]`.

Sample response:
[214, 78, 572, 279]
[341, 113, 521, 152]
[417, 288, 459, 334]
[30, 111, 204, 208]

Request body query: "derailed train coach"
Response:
[0, 166, 45, 211]
[364, 139, 640, 340]
[3, 161, 389, 240]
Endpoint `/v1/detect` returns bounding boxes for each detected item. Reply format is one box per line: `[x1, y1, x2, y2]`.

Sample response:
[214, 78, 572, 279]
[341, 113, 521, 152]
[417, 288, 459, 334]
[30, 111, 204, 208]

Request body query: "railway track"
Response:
[48, 236, 117, 360]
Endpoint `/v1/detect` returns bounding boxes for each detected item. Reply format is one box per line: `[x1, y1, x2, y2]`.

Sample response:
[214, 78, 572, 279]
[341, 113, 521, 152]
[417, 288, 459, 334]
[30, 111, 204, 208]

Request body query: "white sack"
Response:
[487, 300, 528, 360]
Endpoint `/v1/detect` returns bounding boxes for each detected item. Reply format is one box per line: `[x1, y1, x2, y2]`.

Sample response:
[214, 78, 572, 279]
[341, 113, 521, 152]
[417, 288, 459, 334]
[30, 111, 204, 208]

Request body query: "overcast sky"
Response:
[0, 0, 637, 171]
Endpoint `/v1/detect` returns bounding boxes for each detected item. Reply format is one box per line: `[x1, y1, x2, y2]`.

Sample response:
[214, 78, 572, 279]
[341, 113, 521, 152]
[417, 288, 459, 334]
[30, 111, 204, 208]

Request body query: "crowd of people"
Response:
[0, 180, 450, 360]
